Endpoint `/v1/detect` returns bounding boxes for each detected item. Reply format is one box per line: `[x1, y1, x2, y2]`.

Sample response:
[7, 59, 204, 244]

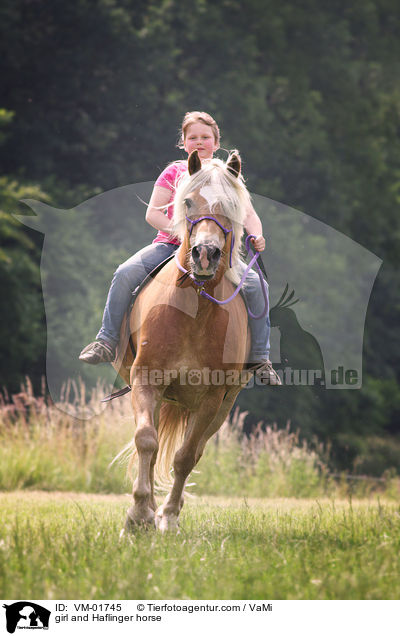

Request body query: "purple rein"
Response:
[174, 216, 269, 320]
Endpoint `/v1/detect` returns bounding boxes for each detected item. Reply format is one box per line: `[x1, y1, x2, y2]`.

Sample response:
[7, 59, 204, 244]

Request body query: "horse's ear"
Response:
[227, 151, 241, 178]
[188, 150, 202, 175]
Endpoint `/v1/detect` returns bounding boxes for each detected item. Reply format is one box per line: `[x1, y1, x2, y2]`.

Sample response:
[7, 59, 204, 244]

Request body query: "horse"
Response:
[117, 149, 255, 532]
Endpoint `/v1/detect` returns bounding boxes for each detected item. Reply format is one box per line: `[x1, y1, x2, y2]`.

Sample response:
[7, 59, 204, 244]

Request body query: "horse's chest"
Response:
[140, 303, 228, 362]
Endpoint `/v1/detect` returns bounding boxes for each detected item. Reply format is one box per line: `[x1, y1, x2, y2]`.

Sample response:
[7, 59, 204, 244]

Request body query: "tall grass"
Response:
[0, 380, 398, 498]
[0, 379, 131, 493]
[195, 409, 331, 497]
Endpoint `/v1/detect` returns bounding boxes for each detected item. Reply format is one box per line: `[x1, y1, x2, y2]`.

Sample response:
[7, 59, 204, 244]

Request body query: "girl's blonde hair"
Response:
[178, 111, 220, 149]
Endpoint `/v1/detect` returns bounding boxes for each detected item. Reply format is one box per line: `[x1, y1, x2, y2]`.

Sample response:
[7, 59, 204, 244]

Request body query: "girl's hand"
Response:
[251, 235, 266, 252]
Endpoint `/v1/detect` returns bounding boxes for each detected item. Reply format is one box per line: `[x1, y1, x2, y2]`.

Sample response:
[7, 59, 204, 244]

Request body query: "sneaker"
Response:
[79, 340, 115, 365]
[245, 359, 282, 386]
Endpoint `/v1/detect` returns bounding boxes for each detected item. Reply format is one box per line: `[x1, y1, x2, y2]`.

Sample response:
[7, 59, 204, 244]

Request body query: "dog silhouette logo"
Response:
[2, 602, 50, 633]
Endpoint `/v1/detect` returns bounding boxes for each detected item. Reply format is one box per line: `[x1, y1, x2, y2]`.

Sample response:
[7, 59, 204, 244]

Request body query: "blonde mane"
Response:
[172, 155, 251, 284]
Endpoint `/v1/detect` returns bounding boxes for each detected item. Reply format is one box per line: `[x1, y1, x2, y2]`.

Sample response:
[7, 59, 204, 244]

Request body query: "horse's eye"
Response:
[184, 198, 192, 208]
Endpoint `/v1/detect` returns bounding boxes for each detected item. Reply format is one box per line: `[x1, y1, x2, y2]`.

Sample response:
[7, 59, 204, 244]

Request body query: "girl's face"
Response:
[183, 122, 219, 161]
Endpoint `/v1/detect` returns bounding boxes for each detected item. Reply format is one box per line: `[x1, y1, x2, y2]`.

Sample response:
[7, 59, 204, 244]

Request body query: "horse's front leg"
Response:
[125, 382, 161, 532]
[155, 392, 223, 533]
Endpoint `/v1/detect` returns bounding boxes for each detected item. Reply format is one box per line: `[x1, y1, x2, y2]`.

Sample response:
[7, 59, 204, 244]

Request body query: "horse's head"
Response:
[186, 214, 230, 281]
[173, 150, 250, 285]
[183, 156, 235, 280]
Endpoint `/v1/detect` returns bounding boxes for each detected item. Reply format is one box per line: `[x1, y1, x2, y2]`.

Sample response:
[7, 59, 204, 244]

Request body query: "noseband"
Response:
[185, 215, 235, 268]
[174, 216, 268, 319]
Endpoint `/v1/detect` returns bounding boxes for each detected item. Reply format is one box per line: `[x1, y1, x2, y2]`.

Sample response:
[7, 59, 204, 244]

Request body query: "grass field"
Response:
[1, 383, 399, 601]
[1, 491, 399, 600]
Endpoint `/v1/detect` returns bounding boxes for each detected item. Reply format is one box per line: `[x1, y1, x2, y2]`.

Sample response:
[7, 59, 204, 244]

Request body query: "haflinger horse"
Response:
[117, 149, 256, 533]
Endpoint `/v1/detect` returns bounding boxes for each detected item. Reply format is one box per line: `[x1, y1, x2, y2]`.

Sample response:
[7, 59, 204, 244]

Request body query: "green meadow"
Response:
[1, 492, 399, 600]
[0, 384, 399, 600]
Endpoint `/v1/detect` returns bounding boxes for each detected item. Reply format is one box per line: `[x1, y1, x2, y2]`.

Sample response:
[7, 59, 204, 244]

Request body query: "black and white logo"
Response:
[2, 603, 50, 633]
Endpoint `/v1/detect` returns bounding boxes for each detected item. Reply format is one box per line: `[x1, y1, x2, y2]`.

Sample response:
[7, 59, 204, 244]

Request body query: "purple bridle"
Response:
[185, 215, 235, 268]
[175, 215, 268, 319]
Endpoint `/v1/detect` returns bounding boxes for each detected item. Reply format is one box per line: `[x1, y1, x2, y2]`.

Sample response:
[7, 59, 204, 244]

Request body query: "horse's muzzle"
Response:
[191, 243, 221, 279]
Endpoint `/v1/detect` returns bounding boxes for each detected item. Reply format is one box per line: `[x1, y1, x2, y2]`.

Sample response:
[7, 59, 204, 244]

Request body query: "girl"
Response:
[79, 111, 280, 385]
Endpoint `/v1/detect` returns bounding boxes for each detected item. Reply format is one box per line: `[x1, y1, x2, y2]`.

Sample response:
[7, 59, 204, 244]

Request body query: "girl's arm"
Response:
[145, 186, 174, 233]
[244, 203, 265, 252]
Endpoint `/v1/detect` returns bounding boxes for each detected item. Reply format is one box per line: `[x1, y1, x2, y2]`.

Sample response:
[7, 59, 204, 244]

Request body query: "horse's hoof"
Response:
[123, 513, 137, 535]
[155, 509, 179, 533]
[124, 507, 155, 533]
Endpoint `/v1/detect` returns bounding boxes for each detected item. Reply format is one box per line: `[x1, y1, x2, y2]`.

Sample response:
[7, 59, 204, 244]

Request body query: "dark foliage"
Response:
[1, 0, 399, 473]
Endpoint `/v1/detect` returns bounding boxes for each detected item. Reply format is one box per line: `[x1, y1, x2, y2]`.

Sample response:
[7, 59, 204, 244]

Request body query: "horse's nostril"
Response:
[192, 244, 220, 269]
[209, 247, 221, 262]
[192, 246, 201, 261]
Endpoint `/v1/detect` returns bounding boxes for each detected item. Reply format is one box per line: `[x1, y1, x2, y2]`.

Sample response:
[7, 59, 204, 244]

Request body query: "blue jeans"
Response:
[97, 243, 179, 346]
[238, 262, 270, 362]
[97, 243, 270, 362]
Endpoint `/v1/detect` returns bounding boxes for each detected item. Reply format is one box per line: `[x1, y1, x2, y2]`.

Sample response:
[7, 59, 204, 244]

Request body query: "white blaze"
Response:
[199, 185, 225, 209]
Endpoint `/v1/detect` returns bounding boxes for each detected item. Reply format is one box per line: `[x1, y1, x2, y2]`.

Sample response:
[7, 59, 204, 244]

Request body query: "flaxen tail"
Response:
[113, 402, 189, 487]
[154, 402, 189, 485]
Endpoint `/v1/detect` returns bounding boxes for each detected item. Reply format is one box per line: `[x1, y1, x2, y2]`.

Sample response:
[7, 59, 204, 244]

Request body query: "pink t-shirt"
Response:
[152, 161, 188, 245]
